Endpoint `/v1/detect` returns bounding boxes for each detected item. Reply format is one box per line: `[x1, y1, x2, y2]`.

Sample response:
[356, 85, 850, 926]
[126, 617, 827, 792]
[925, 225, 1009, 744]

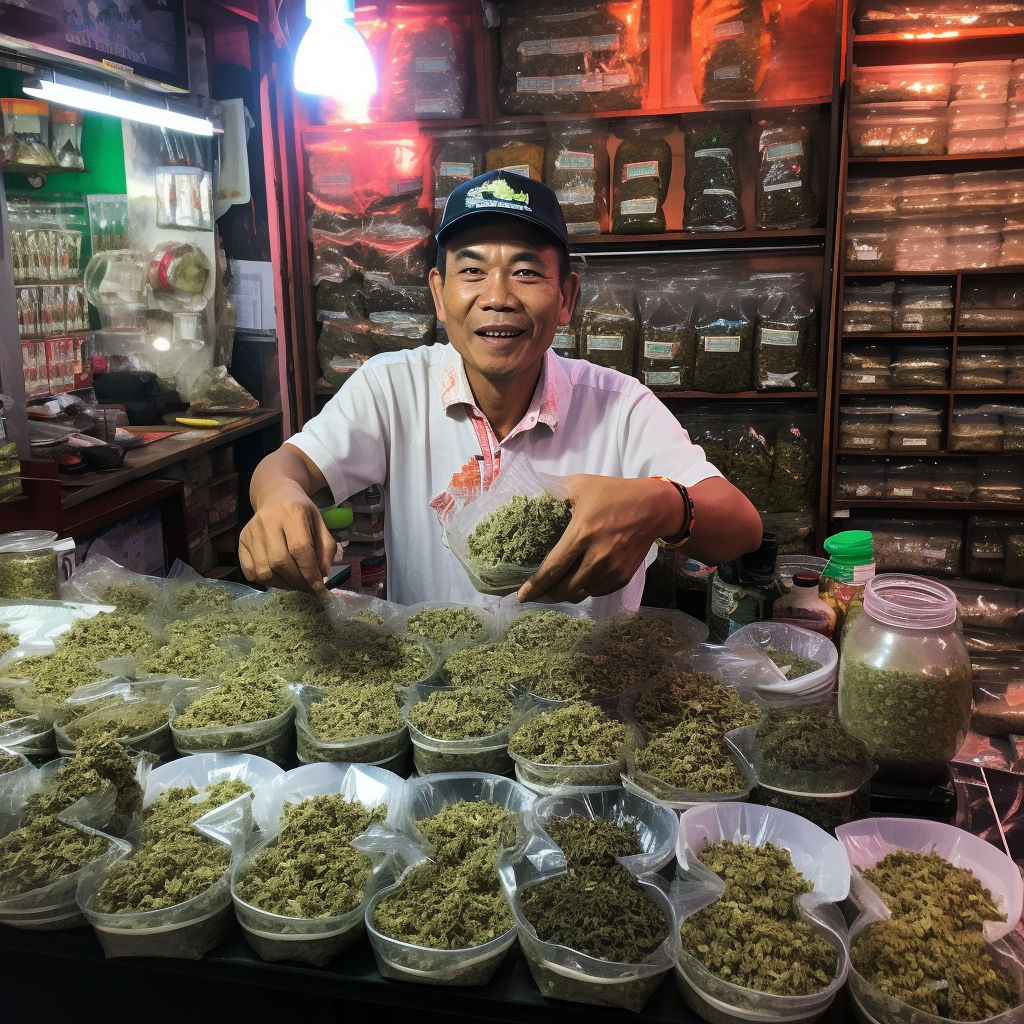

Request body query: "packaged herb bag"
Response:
[755, 121, 818, 230]
[432, 128, 485, 227]
[727, 425, 773, 510]
[692, 286, 757, 393]
[546, 125, 609, 237]
[683, 120, 745, 232]
[639, 279, 699, 391]
[497, 2, 649, 116]
[768, 424, 816, 513]
[443, 455, 571, 596]
[188, 366, 259, 416]
[754, 280, 817, 391]
[691, 0, 773, 104]
[484, 125, 546, 180]
[580, 275, 638, 375]
[612, 119, 672, 234]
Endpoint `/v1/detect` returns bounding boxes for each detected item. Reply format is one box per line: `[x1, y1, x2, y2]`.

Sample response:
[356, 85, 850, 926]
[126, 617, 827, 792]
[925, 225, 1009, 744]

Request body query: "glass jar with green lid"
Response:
[838, 574, 971, 783]
[820, 530, 875, 643]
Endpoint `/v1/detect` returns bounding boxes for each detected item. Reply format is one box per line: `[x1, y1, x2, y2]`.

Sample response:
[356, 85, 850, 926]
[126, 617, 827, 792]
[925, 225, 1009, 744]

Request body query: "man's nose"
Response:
[478, 270, 519, 310]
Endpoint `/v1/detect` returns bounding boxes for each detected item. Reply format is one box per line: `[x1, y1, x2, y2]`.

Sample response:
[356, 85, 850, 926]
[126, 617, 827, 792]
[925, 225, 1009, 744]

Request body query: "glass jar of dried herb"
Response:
[612, 119, 673, 234]
[839, 574, 972, 783]
[0, 530, 60, 600]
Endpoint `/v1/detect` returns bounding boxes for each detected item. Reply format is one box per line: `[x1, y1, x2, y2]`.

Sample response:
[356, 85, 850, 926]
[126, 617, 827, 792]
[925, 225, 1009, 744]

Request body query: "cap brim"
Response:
[435, 207, 569, 251]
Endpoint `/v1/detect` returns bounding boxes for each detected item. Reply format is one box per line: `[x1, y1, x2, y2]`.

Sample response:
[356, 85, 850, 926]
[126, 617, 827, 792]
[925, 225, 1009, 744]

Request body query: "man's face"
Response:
[428, 220, 579, 384]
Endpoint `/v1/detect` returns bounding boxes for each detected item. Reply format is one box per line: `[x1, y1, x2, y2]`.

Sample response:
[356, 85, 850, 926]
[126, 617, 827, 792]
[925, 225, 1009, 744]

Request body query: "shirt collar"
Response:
[439, 345, 570, 435]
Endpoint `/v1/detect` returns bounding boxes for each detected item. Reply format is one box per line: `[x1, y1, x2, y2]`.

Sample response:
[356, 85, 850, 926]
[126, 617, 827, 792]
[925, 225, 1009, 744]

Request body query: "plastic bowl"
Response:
[294, 685, 407, 765]
[724, 623, 839, 701]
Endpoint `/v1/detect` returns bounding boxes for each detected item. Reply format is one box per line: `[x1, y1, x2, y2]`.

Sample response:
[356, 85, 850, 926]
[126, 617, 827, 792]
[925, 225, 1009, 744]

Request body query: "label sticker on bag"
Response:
[645, 371, 681, 385]
[714, 20, 746, 37]
[623, 161, 658, 181]
[620, 198, 657, 215]
[439, 161, 475, 179]
[645, 341, 676, 359]
[556, 151, 596, 170]
[761, 329, 799, 347]
[588, 335, 623, 351]
[704, 336, 741, 353]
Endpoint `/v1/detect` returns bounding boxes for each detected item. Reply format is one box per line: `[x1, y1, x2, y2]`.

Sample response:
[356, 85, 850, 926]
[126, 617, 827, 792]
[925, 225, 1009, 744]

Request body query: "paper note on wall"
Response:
[228, 259, 276, 331]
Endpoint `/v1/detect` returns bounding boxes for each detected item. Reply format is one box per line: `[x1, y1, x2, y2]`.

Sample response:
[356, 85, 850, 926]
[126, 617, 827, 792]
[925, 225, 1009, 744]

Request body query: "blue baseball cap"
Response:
[435, 170, 570, 252]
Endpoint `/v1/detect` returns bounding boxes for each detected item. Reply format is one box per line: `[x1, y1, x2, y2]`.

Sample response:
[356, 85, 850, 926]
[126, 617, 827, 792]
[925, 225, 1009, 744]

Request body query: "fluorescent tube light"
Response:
[23, 74, 216, 136]
[294, 0, 377, 121]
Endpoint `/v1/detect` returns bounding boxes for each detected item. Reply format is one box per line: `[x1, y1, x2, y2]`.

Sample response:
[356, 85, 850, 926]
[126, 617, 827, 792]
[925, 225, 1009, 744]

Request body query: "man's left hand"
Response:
[517, 475, 681, 604]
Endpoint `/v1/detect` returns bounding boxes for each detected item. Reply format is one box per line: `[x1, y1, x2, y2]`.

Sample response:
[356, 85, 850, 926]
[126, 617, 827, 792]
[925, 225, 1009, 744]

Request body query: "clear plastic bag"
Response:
[754, 279, 817, 390]
[546, 124, 610, 237]
[692, 285, 758, 393]
[580, 274, 638, 375]
[612, 119, 672, 234]
[683, 119, 744, 233]
[294, 684, 408, 766]
[638, 279, 698, 391]
[691, 0, 772, 104]
[187, 367, 259, 416]
[442, 456, 570, 597]
[233, 762, 405, 966]
[724, 623, 838, 700]
[755, 121, 818, 231]
[392, 602, 496, 650]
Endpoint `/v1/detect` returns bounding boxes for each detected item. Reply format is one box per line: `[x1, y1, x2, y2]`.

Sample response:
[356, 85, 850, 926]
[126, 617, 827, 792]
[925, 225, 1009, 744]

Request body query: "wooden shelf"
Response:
[841, 332, 953, 339]
[840, 388, 951, 396]
[854, 26, 1024, 43]
[836, 499, 1024, 511]
[654, 390, 818, 400]
[849, 150, 1024, 164]
[570, 228, 826, 251]
[2, 162, 86, 176]
[836, 448, 1023, 457]
[844, 268, 1019, 277]
[957, 331, 1024, 337]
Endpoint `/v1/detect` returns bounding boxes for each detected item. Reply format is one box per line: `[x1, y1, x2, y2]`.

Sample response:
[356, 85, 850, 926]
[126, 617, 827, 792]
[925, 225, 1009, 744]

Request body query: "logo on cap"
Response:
[465, 177, 532, 211]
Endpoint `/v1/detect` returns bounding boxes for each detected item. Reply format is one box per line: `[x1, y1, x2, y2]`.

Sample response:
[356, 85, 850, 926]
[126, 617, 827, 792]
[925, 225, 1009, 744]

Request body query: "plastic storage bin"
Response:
[848, 102, 948, 157]
[835, 462, 887, 501]
[889, 347, 949, 388]
[841, 367, 891, 391]
[951, 408, 1003, 452]
[839, 407, 892, 451]
[851, 63, 953, 104]
[839, 575, 971, 782]
[845, 223, 895, 271]
[842, 284, 895, 333]
[887, 407, 943, 451]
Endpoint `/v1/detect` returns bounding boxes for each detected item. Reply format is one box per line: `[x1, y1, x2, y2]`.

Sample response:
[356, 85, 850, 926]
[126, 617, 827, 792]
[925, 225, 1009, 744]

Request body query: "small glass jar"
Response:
[839, 574, 971, 783]
[0, 98, 55, 167]
[49, 106, 84, 169]
[0, 530, 60, 600]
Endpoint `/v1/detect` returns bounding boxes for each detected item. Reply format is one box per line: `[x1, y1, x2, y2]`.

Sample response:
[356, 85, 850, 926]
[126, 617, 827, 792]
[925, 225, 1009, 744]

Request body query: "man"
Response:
[241, 170, 762, 609]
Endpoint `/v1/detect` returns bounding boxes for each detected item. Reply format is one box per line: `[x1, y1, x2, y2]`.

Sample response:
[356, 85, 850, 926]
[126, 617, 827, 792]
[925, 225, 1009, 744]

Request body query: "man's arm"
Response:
[239, 444, 338, 594]
[517, 474, 761, 605]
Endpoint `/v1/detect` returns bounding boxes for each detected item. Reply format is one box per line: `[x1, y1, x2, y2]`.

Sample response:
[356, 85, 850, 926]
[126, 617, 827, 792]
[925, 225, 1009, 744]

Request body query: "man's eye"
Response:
[514, 268, 540, 277]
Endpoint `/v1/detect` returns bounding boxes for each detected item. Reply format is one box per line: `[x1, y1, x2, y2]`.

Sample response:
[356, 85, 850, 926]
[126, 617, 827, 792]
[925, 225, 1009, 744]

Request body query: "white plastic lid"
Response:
[863, 573, 958, 629]
[0, 530, 59, 553]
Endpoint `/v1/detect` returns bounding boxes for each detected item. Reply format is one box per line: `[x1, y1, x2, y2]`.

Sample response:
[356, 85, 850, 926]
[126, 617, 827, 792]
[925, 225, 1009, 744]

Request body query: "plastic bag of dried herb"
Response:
[683, 119, 745, 232]
[639, 279, 699, 391]
[728, 425, 773, 510]
[611, 119, 672, 234]
[432, 128, 485, 227]
[443, 456, 572, 596]
[233, 762, 403, 966]
[754, 279, 817, 391]
[394, 602, 495, 649]
[692, 286, 757, 393]
[499, 822, 676, 1010]
[755, 121, 818, 230]
[767, 422, 817, 513]
[294, 684, 408, 766]
[547, 124, 610, 237]
[580, 274, 638, 375]
[60, 553, 166, 614]
[691, 0, 773, 104]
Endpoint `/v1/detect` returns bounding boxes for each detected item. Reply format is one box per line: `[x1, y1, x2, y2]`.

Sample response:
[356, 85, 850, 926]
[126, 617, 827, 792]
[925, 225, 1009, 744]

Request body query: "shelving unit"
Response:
[828, 14, 1024, 577]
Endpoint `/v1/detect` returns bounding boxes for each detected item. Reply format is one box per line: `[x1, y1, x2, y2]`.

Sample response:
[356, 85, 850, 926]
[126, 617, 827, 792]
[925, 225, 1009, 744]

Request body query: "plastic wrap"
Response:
[851, 63, 953, 104]
[638, 279, 698, 391]
[546, 124, 609, 237]
[683, 119, 744, 233]
[692, 285, 757, 393]
[754, 280, 817, 390]
[849, 102, 948, 157]
[950, 59, 1012, 102]
[724, 623, 838, 701]
[294, 685, 408, 766]
[755, 121, 818, 231]
[497, 1, 649, 116]
[691, 0, 772, 104]
[612, 119, 672, 234]
[580, 274, 637, 374]
[852, 518, 963, 576]
[842, 283, 895, 334]
[845, 223, 895, 272]
[894, 281, 954, 332]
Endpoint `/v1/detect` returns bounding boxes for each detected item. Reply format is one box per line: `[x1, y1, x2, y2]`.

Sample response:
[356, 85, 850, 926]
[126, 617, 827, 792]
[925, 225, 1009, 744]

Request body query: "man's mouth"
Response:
[476, 327, 527, 339]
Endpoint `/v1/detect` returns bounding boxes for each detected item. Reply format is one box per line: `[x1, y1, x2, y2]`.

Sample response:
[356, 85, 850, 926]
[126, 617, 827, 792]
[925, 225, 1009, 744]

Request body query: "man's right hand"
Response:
[239, 446, 337, 594]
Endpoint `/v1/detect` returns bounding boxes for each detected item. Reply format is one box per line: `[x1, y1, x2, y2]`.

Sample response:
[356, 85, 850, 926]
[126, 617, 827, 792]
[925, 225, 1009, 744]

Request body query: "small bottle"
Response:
[772, 571, 837, 638]
[820, 530, 875, 645]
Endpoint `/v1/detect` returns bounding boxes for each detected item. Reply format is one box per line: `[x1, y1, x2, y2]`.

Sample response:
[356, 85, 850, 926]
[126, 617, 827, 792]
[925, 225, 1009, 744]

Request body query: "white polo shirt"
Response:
[286, 344, 722, 615]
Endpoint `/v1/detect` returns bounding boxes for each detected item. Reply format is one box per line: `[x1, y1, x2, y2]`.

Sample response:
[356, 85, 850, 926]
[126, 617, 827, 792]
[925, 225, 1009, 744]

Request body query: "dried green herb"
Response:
[167, 581, 234, 613]
[303, 630, 432, 688]
[681, 840, 836, 996]
[692, 0, 770, 103]
[140, 634, 235, 679]
[757, 313, 816, 393]
[408, 686, 513, 741]
[467, 492, 572, 569]
[0, 752, 24, 774]
[755, 124, 817, 230]
[767, 428, 816, 513]
[0, 625, 19, 658]
[0, 546, 58, 600]
[582, 303, 638, 375]
[141, 780, 251, 844]
[97, 580, 161, 615]
[522, 861, 668, 962]
[764, 647, 822, 680]
[840, 660, 973, 773]
[0, 816, 108, 896]
[372, 801, 519, 950]
[63, 701, 169, 745]
[599, 614, 695, 663]
[58, 612, 159, 661]
[503, 610, 594, 652]
[406, 607, 487, 646]
[756, 704, 868, 779]
[728, 428, 773, 510]
[173, 679, 289, 731]
[635, 721, 747, 794]
[307, 682, 402, 741]
[0, 687, 25, 723]
[694, 318, 754, 394]
[544, 815, 643, 868]
[526, 651, 653, 702]
[237, 795, 386, 918]
[684, 125, 744, 232]
[633, 670, 760, 737]
[442, 642, 550, 690]
[612, 131, 671, 234]
[164, 609, 253, 643]
[509, 703, 631, 766]
[12, 649, 106, 701]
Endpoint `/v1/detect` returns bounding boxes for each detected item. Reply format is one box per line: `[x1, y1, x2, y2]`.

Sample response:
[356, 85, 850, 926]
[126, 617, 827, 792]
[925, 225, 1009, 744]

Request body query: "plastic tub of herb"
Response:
[55, 697, 174, 761]
[233, 762, 405, 966]
[838, 818, 1023, 1024]
[675, 803, 852, 1023]
[364, 772, 533, 986]
[0, 531, 61, 600]
[394, 602, 496, 650]
[508, 702, 638, 789]
[404, 685, 515, 775]
[169, 681, 296, 766]
[500, 810, 677, 1011]
[496, 603, 597, 652]
[293, 683, 407, 765]
[724, 623, 838, 701]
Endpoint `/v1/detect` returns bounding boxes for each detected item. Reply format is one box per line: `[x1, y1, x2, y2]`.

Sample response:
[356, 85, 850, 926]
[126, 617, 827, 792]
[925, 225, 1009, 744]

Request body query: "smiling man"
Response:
[240, 170, 762, 608]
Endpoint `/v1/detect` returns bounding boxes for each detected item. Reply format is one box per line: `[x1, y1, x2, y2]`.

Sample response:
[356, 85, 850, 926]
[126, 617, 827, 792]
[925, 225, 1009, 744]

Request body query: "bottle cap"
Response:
[716, 560, 741, 585]
[320, 507, 354, 530]
[793, 571, 821, 588]
[823, 530, 874, 566]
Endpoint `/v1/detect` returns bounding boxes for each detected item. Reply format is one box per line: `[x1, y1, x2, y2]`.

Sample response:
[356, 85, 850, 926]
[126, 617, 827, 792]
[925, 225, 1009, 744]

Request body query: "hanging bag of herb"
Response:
[683, 119, 745, 232]
[233, 762, 404, 966]
[499, 795, 678, 1010]
[767, 422, 817, 512]
[546, 124, 610, 237]
[612, 119, 672, 234]
[727, 423, 774, 511]
[639, 278, 699, 391]
[483, 125, 546, 180]
[754, 278, 817, 391]
[432, 128, 485, 227]
[580, 273, 639, 376]
[497, 2, 649, 116]
[442, 455, 572, 597]
[692, 284, 757, 392]
[691, 0, 773, 104]
[755, 121, 818, 230]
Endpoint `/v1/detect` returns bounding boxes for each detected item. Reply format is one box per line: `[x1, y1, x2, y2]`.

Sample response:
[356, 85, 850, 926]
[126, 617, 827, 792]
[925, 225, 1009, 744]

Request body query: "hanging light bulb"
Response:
[294, 0, 377, 121]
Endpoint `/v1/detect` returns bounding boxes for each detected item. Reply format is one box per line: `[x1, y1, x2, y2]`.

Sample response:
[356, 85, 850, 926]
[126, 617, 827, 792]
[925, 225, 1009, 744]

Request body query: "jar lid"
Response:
[823, 530, 874, 565]
[793, 571, 821, 588]
[50, 107, 83, 125]
[0, 530, 59, 553]
[863, 573, 958, 628]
